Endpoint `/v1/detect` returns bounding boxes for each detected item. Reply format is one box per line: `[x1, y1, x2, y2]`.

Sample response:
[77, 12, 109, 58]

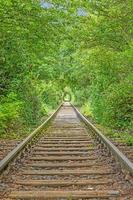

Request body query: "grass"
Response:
[80, 105, 133, 146]
[93, 124, 133, 146]
[0, 128, 32, 140]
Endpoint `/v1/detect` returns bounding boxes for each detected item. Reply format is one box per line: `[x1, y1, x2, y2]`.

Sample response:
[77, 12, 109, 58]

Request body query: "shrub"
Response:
[0, 92, 22, 134]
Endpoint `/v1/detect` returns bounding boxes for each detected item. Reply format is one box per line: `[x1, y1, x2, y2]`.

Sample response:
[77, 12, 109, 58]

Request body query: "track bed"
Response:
[0, 103, 133, 199]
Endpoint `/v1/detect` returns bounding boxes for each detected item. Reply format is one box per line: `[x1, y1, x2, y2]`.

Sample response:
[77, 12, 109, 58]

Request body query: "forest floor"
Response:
[0, 139, 21, 161]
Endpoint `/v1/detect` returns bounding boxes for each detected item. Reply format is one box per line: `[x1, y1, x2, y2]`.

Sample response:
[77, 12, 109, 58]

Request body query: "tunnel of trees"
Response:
[0, 0, 132, 138]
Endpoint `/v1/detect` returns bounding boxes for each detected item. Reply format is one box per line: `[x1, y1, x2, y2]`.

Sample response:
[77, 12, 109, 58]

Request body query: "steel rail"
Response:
[72, 104, 133, 175]
[0, 103, 62, 173]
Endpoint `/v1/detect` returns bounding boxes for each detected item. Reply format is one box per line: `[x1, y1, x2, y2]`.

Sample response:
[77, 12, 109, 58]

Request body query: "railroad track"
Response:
[0, 102, 133, 199]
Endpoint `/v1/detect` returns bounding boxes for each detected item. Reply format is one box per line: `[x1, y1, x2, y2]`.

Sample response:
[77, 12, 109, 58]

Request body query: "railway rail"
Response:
[0, 102, 133, 199]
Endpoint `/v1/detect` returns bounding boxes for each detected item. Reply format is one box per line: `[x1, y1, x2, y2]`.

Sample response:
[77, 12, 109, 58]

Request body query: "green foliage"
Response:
[66, 0, 133, 131]
[102, 79, 133, 129]
[0, 0, 63, 136]
[0, 0, 132, 138]
[0, 93, 22, 134]
[80, 103, 93, 118]
[105, 130, 133, 146]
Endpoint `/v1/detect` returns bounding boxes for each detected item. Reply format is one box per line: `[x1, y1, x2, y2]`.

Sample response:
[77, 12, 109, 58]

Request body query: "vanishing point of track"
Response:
[0, 102, 133, 199]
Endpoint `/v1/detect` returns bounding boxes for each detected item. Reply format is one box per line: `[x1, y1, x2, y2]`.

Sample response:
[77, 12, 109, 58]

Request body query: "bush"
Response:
[0, 92, 22, 134]
[102, 79, 133, 129]
[81, 103, 93, 118]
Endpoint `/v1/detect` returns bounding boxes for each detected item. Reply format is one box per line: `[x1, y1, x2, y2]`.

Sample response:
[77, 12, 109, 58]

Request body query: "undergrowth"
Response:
[81, 105, 133, 146]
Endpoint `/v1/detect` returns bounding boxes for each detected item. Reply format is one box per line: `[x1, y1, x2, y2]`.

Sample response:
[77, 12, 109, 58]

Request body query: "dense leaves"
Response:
[0, 0, 132, 136]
